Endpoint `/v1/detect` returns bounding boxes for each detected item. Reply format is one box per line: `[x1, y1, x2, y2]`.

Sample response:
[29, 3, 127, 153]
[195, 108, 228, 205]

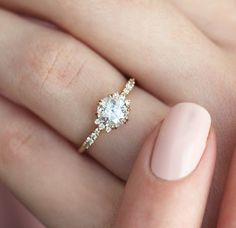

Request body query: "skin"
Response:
[114, 129, 216, 228]
[0, 0, 236, 227]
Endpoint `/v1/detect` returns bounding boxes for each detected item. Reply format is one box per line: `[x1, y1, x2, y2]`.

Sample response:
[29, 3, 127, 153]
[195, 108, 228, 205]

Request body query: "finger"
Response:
[0, 96, 123, 228]
[218, 145, 236, 228]
[0, 0, 232, 105]
[0, 9, 168, 180]
[0, 184, 44, 228]
[115, 103, 216, 228]
[169, 0, 236, 50]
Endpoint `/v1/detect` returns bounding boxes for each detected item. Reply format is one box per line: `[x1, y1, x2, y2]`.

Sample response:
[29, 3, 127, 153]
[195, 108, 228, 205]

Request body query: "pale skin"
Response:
[0, 0, 236, 227]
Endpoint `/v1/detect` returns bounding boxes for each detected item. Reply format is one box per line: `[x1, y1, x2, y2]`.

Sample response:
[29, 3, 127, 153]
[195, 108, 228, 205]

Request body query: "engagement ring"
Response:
[79, 78, 135, 153]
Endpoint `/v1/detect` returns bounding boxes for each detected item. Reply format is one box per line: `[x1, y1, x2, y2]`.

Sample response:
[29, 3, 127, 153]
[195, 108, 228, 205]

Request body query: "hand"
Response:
[0, 1, 235, 227]
[115, 104, 236, 228]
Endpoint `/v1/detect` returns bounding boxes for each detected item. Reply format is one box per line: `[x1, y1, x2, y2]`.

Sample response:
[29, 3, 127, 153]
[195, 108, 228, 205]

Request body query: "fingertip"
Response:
[115, 103, 216, 227]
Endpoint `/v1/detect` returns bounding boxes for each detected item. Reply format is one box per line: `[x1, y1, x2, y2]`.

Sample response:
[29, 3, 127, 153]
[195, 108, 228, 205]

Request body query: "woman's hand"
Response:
[0, 1, 236, 227]
[115, 103, 216, 227]
[116, 104, 236, 228]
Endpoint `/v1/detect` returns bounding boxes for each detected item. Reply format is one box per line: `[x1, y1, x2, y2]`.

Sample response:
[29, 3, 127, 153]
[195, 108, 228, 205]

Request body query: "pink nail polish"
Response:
[151, 103, 211, 181]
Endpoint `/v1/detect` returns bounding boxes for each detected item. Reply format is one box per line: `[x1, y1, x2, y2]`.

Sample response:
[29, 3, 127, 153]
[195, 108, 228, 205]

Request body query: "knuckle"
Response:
[23, 35, 89, 93]
[0, 125, 34, 168]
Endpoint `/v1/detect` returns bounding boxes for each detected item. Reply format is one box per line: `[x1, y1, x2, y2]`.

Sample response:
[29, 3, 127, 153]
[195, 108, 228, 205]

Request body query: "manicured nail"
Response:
[151, 103, 211, 181]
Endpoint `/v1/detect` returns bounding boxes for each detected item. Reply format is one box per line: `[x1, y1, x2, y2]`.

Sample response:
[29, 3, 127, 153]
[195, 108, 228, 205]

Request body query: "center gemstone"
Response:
[96, 92, 130, 132]
[103, 97, 125, 124]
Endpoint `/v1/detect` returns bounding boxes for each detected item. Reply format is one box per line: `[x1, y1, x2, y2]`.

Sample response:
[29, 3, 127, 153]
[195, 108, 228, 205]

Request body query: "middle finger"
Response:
[0, 9, 169, 180]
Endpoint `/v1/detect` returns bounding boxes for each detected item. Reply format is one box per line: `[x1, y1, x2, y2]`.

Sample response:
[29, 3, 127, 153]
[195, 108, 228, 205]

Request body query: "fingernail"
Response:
[151, 103, 211, 181]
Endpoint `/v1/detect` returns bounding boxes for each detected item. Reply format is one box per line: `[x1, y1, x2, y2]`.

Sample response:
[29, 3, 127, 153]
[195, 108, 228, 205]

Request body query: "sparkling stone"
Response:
[95, 119, 100, 125]
[125, 99, 131, 106]
[104, 99, 124, 124]
[99, 123, 105, 130]
[106, 126, 112, 133]
[95, 128, 100, 134]
[123, 88, 129, 94]
[86, 137, 93, 145]
[96, 93, 129, 130]
[91, 133, 97, 140]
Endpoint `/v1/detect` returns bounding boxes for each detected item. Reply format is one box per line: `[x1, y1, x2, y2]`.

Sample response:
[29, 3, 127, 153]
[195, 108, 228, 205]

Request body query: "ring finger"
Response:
[0, 9, 169, 180]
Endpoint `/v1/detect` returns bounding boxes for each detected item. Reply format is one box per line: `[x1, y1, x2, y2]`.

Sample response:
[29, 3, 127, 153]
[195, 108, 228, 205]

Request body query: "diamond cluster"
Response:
[80, 79, 135, 152]
[95, 92, 131, 133]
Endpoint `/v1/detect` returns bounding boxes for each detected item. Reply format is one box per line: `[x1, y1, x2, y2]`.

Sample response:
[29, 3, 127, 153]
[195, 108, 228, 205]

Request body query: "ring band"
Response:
[79, 78, 135, 153]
